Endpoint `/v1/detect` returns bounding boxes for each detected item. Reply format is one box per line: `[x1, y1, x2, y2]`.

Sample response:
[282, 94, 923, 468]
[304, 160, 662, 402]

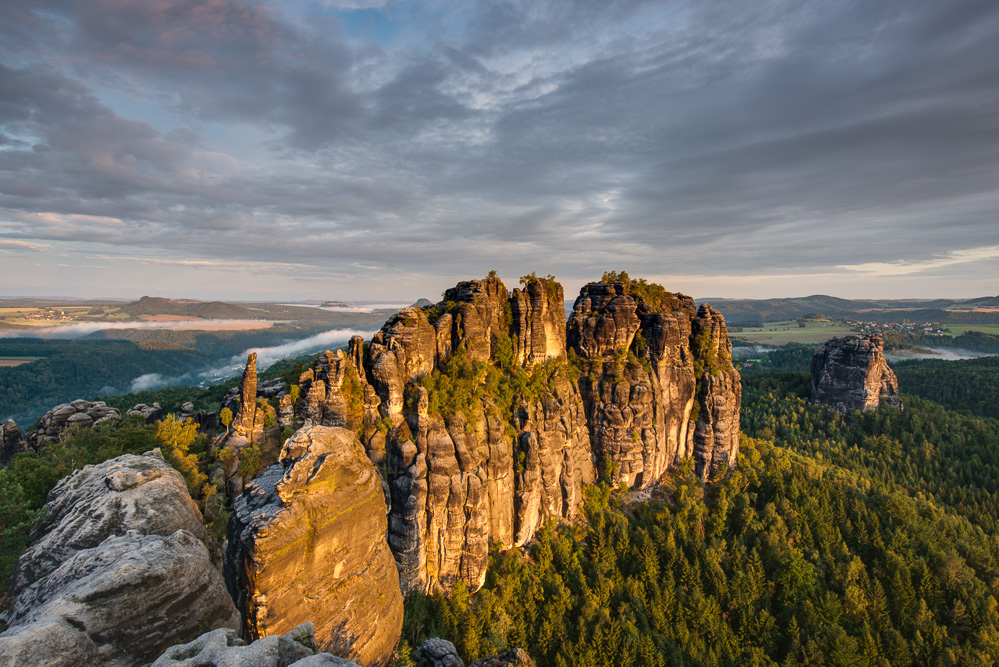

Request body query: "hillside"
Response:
[707, 294, 999, 325]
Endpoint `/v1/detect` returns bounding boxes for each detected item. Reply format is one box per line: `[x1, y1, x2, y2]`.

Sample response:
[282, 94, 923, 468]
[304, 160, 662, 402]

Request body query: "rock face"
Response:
[288, 274, 739, 596]
[811, 334, 903, 413]
[225, 426, 403, 667]
[152, 622, 360, 667]
[26, 399, 122, 449]
[234, 352, 259, 433]
[568, 284, 741, 483]
[2, 418, 26, 467]
[0, 451, 238, 667]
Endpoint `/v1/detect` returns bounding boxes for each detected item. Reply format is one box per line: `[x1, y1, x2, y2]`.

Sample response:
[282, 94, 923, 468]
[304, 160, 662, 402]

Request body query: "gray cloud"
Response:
[1, 0, 998, 298]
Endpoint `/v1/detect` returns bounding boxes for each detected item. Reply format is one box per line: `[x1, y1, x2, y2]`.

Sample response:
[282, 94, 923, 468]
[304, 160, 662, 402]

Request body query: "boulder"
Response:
[151, 622, 360, 667]
[418, 638, 464, 667]
[811, 334, 903, 413]
[0, 451, 238, 667]
[225, 426, 403, 667]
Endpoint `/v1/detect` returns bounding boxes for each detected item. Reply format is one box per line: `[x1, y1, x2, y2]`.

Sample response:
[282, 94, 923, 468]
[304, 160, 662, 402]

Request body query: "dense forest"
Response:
[3, 337, 998, 665]
[0, 339, 211, 425]
[397, 374, 999, 666]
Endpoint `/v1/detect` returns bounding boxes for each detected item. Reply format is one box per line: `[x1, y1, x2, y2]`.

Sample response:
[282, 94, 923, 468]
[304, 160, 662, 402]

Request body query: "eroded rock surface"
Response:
[811, 334, 903, 413]
[2, 418, 26, 467]
[151, 622, 360, 667]
[0, 451, 238, 667]
[569, 284, 741, 483]
[225, 426, 402, 667]
[26, 399, 122, 449]
[289, 273, 740, 595]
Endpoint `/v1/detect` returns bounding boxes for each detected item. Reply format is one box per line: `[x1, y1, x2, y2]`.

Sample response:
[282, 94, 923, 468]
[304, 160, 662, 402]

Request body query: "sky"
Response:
[1, 0, 998, 302]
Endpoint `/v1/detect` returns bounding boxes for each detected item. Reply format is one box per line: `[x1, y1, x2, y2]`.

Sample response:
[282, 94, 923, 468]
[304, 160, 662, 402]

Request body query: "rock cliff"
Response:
[26, 399, 123, 449]
[568, 282, 741, 483]
[0, 450, 238, 666]
[2, 418, 26, 467]
[225, 426, 403, 667]
[811, 334, 903, 412]
[286, 273, 740, 596]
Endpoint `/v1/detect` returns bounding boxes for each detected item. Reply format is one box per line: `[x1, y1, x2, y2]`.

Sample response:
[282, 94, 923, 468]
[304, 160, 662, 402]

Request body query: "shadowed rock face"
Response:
[225, 426, 403, 667]
[2, 419, 26, 467]
[288, 274, 740, 595]
[811, 334, 903, 413]
[0, 451, 238, 667]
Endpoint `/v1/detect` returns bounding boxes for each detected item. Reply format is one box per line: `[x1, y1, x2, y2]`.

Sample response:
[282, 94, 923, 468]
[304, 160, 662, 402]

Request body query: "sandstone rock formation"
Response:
[469, 649, 535, 667]
[288, 273, 740, 595]
[0, 450, 238, 667]
[2, 418, 26, 467]
[234, 352, 259, 432]
[126, 402, 164, 424]
[568, 283, 741, 483]
[225, 426, 403, 667]
[811, 334, 903, 413]
[152, 622, 359, 667]
[26, 399, 122, 449]
[418, 638, 464, 667]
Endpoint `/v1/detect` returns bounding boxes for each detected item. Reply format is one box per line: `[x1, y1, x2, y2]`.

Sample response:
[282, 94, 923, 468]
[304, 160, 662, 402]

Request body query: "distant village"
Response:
[846, 319, 949, 336]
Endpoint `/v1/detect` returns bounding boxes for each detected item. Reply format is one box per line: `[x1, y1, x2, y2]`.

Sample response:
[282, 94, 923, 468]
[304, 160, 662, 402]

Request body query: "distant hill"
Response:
[121, 296, 262, 319]
[703, 294, 999, 325]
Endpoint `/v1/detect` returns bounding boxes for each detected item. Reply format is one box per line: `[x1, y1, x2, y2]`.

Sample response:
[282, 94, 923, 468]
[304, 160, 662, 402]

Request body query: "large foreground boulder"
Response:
[811, 334, 903, 412]
[0, 450, 239, 666]
[225, 426, 403, 667]
[152, 622, 359, 667]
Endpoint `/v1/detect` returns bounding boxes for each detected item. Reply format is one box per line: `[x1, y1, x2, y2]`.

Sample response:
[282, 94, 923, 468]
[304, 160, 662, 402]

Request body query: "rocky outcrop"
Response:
[289, 273, 739, 595]
[511, 276, 566, 367]
[225, 426, 402, 667]
[568, 283, 741, 483]
[152, 623, 359, 667]
[0, 450, 238, 667]
[2, 418, 26, 466]
[126, 402, 163, 424]
[418, 638, 464, 667]
[234, 352, 258, 433]
[469, 649, 535, 667]
[811, 334, 903, 413]
[26, 399, 122, 449]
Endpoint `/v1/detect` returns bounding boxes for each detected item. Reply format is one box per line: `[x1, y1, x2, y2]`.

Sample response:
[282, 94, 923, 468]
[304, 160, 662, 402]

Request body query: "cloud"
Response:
[0, 240, 50, 251]
[838, 245, 999, 277]
[0, 320, 271, 338]
[1, 0, 998, 299]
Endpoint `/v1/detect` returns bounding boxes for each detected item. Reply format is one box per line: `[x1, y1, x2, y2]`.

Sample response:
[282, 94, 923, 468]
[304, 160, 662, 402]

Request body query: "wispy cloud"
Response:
[838, 245, 999, 277]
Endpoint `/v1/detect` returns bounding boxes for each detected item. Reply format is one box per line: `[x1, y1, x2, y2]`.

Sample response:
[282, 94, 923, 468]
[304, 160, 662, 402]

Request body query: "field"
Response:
[733, 320, 856, 345]
[949, 324, 999, 336]
[0, 357, 43, 367]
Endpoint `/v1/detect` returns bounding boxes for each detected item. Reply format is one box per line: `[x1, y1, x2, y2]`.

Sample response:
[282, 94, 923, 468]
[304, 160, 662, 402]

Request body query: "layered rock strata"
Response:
[285, 274, 740, 597]
[568, 284, 741, 483]
[811, 334, 903, 412]
[152, 622, 360, 667]
[234, 352, 259, 433]
[293, 276, 596, 595]
[225, 426, 403, 667]
[0, 450, 238, 666]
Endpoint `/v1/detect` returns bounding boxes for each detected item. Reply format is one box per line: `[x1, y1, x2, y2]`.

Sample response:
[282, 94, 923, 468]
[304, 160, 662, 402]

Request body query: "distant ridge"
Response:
[120, 296, 263, 320]
[703, 294, 999, 325]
